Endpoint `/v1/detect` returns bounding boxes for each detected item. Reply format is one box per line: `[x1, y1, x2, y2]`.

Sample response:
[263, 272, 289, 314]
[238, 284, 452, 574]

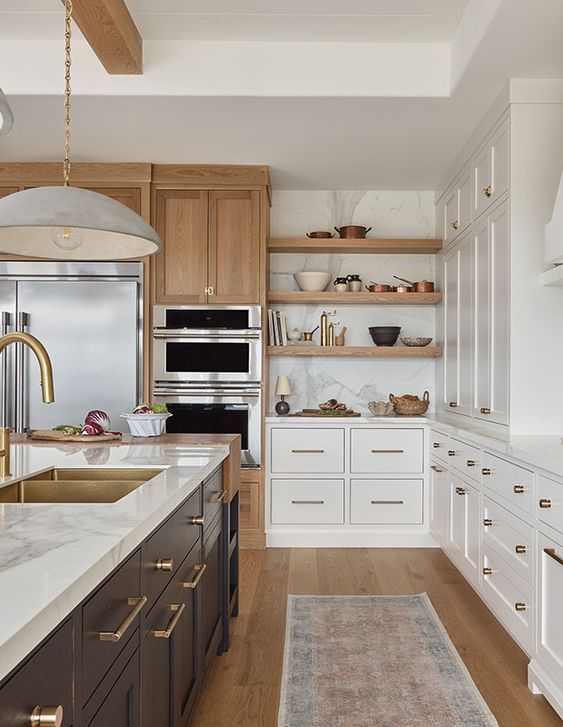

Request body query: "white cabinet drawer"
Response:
[482, 453, 534, 515]
[449, 437, 481, 482]
[482, 543, 533, 653]
[351, 429, 423, 474]
[271, 479, 344, 524]
[350, 479, 423, 524]
[537, 476, 563, 536]
[483, 496, 534, 584]
[270, 428, 344, 473]
[537, 532, 563, 686]
[430, 430, 450, 462]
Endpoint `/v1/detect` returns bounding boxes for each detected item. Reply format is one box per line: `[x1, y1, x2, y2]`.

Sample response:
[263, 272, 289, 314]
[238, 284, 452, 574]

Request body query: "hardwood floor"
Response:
[191, 548, 562, 727]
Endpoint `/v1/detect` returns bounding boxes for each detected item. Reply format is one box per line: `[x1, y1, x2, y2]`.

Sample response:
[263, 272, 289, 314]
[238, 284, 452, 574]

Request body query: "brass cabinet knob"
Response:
[455, 487, 466, 495]
[467, 459, 476, 467]
[483, 184, 492, 198]
[482, 468, 491, 476]
[432, 442, 441, 448]
[450, 220, 460, 230]
[539, 499, 552, 509]
[480, 407, 492, 415]
[513, 485, 525, 494]
[448, 401, 458, 408]
[515, 545, 527, 554]
[448, 450, 456, 457]
[483, 567, 493, 575]
[430, 465, 444, 473]
[515, 602, 527, 612]
[155, 558, 173, 572]
[30, 706, 63, 727]
[483, 518, 493, 526]
[190, 515, 205, 526]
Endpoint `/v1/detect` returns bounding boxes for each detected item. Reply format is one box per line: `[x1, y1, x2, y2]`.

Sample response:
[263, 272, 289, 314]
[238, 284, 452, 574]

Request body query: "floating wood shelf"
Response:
[267, 346, 442, 358]
[268, 237, 443, 254]
[267, 291, 442, 305]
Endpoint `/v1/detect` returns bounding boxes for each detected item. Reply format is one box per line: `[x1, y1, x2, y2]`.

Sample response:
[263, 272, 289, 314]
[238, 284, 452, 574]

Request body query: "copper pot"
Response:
[306, 230, 334, 239]
[393, 275, 434, 293]
[334, 225, 372, 239]
[365, 283, 390, 293]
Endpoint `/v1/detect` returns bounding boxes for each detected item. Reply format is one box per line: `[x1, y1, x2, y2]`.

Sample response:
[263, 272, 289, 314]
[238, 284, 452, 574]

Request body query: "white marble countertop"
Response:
[0, 441, 229, 683]
[266, 414, 430, 424]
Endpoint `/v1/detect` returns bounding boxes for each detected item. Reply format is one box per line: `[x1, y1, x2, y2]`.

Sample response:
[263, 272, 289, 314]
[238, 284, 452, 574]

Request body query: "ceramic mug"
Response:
[334, 276, 349, 293]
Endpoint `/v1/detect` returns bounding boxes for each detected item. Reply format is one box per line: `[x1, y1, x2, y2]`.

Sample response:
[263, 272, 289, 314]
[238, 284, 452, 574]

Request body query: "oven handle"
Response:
[153, 331, 261, 340]
[153, 390, 261, 398]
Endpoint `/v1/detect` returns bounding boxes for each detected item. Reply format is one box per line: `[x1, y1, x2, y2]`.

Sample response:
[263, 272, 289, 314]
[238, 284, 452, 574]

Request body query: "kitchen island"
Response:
[0, 434, 240, 727]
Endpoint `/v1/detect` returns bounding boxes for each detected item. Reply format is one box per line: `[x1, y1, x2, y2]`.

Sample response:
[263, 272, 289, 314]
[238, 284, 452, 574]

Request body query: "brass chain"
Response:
[63, 0, 73, 186]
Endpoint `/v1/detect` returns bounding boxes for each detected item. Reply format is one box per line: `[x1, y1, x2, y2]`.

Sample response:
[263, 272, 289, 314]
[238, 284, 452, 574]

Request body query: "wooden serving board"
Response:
[289, 409, 361, 417]
[28, 429, 122, 443]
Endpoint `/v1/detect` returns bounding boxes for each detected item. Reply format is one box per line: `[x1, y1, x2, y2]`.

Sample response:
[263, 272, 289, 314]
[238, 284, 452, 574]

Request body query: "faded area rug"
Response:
[278, 594, 498, 727]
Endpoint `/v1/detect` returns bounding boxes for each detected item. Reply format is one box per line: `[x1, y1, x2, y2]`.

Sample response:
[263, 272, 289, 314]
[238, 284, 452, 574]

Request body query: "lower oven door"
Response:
[153, 388, 261, 467]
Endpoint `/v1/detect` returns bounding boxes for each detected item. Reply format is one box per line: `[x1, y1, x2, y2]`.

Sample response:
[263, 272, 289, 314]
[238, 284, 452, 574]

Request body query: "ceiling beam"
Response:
[62, 0, 142, 75]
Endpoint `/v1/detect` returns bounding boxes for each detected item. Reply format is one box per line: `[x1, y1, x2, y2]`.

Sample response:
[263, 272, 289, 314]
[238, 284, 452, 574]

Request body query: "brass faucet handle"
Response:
[0, 427, 10, 478]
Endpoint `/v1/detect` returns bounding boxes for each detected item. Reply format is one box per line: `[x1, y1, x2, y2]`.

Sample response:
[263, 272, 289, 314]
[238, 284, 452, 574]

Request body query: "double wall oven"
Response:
[153, 306, 262, 467]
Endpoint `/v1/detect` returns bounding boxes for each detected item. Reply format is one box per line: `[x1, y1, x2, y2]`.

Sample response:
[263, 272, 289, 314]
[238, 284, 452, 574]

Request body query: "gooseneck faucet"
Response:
[0, 332, 55, 477]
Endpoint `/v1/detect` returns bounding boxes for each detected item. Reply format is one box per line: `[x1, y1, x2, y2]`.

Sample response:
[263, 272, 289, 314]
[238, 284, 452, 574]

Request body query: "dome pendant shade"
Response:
[0, 88, 14, 137]
[0, 186, 162, 260]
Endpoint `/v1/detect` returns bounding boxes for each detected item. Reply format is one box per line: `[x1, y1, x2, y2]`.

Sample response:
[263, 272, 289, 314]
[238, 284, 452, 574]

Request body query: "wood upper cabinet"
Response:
[153, 189, 208, 304]
[208, 190, 260, 304]
[87, 187, 142, 215]
[153, 188, 262, 305]
[0, 187, 17, 199]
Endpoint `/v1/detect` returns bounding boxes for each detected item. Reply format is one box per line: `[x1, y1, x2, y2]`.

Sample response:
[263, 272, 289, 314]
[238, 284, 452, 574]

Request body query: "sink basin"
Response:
[0, 468, 163, 504]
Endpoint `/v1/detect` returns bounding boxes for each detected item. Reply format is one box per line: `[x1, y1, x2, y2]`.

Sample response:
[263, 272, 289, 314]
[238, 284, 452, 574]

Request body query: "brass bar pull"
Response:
[480, 407, 492, 415]
[291, 449, 325, 453]
[544, 548, 563, 567]
[483, 185, 492, 198]
[182, 563, 207, 589]
[466, 460, 476, 467]
[456, 487, 466, 495]
[483, 567, 493, 575]
[513, 485, 525, 494]
[432, 442, 441, 448]
[30, 706, 63, 727]
[515, 602, 526, 612]
[99, 595, 147, 642]
[190, 515, 205, 526]
[448, 450, 456, 457]
[291, 499, 324, 505]
[539, 499, 552, 509]
[483, 519, 493, 526]
[371, 500, 404, 505]
[151, 603, 186, 639]
[515, 545, 527, 554]
[431, 465, 444, 473]
[155, 558, 173, 572]
[449, 401, 458, 408]
[371, 449, 404, 454]
[482, 468, 491, 476]
[209, 490, 226, 503]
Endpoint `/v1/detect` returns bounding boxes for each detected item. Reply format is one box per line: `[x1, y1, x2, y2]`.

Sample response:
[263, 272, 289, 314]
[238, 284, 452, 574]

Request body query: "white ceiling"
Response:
[0, 0, 470, 42]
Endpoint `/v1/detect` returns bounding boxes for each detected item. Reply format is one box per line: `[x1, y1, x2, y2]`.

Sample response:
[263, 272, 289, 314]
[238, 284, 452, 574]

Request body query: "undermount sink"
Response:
[0, 468, 163, 504]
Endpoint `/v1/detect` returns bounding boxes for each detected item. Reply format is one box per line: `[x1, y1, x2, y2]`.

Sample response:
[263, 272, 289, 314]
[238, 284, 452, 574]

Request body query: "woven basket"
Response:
[389, 390, 430, 416]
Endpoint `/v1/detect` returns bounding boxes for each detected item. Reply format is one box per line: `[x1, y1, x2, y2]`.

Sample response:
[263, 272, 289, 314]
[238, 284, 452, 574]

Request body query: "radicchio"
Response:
[81, 422, 104, 436]
[84, 409, 111, 432]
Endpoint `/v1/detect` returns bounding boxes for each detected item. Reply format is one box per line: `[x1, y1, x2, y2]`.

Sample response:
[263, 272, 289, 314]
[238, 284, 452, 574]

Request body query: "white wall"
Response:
[268, 190, 437, 413]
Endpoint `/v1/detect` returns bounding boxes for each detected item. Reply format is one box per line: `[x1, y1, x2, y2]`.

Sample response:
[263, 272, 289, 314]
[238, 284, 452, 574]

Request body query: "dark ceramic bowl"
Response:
[368, 326, 401, 346]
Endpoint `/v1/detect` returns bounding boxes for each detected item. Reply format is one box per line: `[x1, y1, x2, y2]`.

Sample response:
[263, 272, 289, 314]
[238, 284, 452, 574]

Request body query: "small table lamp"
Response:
[275, 375, 292, 415]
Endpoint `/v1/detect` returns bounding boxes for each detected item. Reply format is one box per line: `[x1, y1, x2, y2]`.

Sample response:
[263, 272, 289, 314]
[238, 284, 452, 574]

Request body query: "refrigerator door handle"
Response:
[0, 311, 11, 428]
[15, 311, 29, 433]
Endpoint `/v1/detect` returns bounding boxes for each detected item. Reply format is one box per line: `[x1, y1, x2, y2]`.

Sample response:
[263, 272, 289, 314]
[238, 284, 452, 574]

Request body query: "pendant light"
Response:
[0, 0, 162, 260]
[0, 88, 14, 138]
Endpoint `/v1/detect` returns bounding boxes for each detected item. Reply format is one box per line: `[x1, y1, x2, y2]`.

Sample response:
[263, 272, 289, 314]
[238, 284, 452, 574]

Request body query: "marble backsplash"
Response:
[268, 190, 437, 414]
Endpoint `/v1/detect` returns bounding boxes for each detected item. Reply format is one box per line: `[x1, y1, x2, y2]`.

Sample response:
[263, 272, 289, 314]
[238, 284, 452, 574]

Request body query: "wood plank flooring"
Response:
[191, 548, 562, 727]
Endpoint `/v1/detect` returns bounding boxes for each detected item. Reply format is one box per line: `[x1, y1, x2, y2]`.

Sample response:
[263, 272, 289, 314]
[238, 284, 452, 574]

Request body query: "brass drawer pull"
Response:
[291, 449, 325, 453]
[544, 548, 563, 567]
[448, 450, 456, 457]
[99, 595, 147, 642]
[151, 603, 186, 639]
[450, 220, 460, 230]
[432, 442, 441, 448]
[483, 184, 492, 198]
[482, 468, 491, 476]
[515, 545, 527, 554]
[209, 490, 226, 503]
[513, 485, 525, 494]
[431, 465, 444, 473]
[30, 706, 63, 727]
[204, 286, 215, 296]
[483, 518, 493, 526]
[371, 500, 404, 505]
[515, 602, 527, 612]
[456, 487, 466, 495]
[182, 563, 207, 589]
[155, 558, 173, 572]
[190, 515, 205, 526]
[467, 460, 476, 467]
[448, 401, 458, 408]
[480, 407, 492, 415]
[539, 499, 552, 509]
[291, 499, 324, 505]
[371, 449, 404, 454]
[483, 567, 493, 575]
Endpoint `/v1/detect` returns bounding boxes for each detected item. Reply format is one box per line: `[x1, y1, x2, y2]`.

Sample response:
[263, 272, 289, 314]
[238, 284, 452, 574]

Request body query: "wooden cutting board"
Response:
[289, 409, 361, 417]
[28, 429, 122, 443]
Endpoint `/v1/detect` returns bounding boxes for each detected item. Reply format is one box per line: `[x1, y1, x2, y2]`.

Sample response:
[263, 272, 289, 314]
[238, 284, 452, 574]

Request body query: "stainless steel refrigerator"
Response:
[0, 262, 143, 433]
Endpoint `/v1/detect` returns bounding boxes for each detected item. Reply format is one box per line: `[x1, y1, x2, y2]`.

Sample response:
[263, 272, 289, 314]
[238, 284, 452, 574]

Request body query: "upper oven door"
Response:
[153, 333, 262, 383]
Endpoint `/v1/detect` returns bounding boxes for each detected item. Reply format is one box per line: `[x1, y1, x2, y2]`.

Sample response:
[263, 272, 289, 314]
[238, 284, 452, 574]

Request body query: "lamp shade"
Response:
[0, 186, 162, 260]
[275, 375, 292, 396]
[0, 88, 13, 138]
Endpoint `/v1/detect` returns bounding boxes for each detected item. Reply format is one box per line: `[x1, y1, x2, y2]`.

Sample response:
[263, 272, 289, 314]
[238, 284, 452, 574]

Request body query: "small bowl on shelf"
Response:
[368, 326, 401, 346]
[294, 271, 331, 292]
[400, 336, 433, 347]
[306, 230, 334, 239]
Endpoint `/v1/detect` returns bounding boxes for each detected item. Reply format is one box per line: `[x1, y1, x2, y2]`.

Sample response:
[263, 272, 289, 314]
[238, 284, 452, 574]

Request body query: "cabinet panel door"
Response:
[462, 482, 480, 585]
[443, 186, 459, 246]
[88, 650, 140, 727]
[430, 462, 448, 547]
[537, 532, 563, 687]
[447, 479, 464, 563]
[201, 516, 224, 676]
[153, 189, 208, 304]
[208, 190, 261, 304]
[457, 238, 474, 416]
[458, 167, 472, 234]
[87, 187, 142, 215]
[444, 247, 460, 412]
[473, 217, 491, 419]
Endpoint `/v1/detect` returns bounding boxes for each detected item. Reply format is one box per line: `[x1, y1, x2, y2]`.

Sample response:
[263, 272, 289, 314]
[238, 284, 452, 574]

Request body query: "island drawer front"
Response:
[483, 496, 534, 584]
[350, 479, 423, 524]
[351, 429, 423, 474]
[430, 430, 450, 462]
[271, 479, 344, 524]
[482, 543, 533, 653]
[0, 619, 74, 726]
[270, 428, 345, 473]
[143, 488, 202, 614]
[82, 550, 142, 705]
[482, 453, 534, 515]
[203, 467, 224, 532]
[537, 475, 563, 536]
[449, 438, 481, 482]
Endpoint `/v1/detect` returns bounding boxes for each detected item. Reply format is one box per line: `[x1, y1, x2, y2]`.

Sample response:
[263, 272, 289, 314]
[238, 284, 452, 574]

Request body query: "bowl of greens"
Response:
[120, 403, 171, 437]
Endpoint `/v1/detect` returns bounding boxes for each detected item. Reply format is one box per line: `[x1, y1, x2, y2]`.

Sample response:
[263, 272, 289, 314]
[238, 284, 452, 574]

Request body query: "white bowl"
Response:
[120, 413, 171, 437]
[294, 271, 331, 292]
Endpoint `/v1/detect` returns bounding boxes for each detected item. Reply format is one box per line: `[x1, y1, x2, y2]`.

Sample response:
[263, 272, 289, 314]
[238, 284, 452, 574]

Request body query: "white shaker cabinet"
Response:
[442, 166, 472, 247]
[430, 461, 449, 547]
[473, 118, 510, 221]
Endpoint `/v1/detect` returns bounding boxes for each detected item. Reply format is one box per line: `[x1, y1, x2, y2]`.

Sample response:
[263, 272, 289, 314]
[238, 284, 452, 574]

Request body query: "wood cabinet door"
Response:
[87, 187, 142, 215]
[207, 190, 261, 304]
[153, 189, 208, 304]
[87, 650, 140, 727]
[0, 187, 18, 199]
